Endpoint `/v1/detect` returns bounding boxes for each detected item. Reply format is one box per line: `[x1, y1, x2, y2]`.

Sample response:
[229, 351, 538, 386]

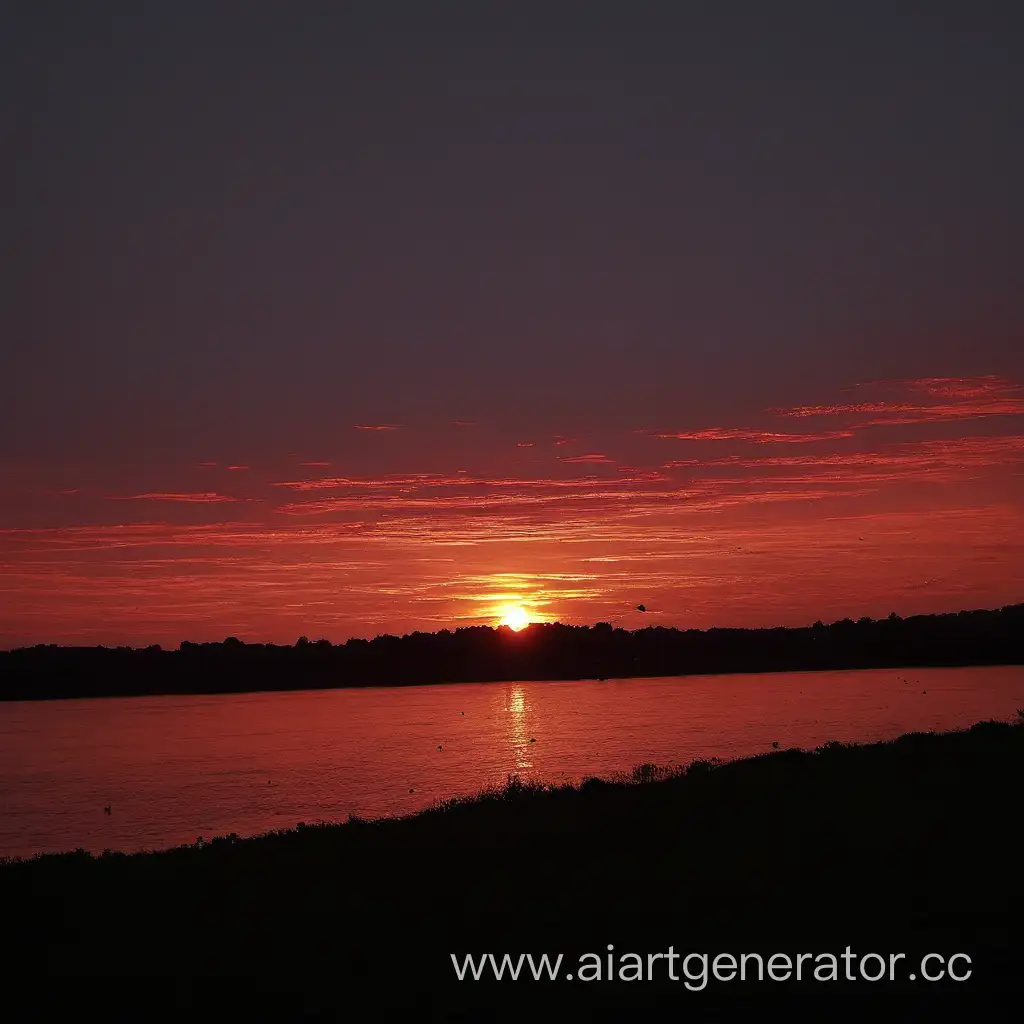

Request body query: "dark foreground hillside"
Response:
[2, 720, 1022, 1022]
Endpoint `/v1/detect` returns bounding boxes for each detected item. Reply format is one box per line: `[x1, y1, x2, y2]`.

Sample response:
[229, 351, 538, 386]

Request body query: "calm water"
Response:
[1, 666, 1022, 860]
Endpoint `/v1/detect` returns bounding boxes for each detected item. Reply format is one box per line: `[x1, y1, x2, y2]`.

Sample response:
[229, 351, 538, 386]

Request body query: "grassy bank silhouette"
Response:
[2, 716, 1021, 1018]
[3, 601, 1023, 700]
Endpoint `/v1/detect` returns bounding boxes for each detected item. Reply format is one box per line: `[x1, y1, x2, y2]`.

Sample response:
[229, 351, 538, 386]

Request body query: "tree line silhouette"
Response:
[2, 602, 1022, 700]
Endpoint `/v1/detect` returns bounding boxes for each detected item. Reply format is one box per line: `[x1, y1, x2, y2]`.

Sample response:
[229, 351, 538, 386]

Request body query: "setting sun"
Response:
[498, 605, 530, 631]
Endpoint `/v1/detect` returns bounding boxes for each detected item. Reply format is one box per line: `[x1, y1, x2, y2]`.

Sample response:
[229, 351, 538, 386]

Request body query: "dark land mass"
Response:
[2, 602, 1024, 702]
[2, 719, 1022, 1021]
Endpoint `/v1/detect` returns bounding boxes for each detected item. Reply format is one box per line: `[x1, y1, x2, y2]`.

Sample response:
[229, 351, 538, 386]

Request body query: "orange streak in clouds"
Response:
[108, 493, 249, 504]
[652, 428, 856, 442]
[772, 376, 1024, 424]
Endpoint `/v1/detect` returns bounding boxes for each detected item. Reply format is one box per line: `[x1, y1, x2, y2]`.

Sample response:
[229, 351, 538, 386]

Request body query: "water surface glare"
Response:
[1, 666, 1022, 859]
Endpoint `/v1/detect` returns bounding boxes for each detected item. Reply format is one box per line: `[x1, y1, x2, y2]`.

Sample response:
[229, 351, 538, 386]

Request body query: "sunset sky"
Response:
[3, 3, 1023, 647]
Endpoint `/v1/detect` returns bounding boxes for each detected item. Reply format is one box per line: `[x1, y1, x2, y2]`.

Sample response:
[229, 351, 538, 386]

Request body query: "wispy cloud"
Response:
[652, 428, 855, 443]
[0, 520, 368, 554]
[107, 492, 250, 504]
[271, 472, 655, 494]
[772, 376, 1024, 425]
[559, 453, 614, 464]
[353, 424, 400, 431]
[666, 435, 1024, 474]
[891, 376, 1018, 400]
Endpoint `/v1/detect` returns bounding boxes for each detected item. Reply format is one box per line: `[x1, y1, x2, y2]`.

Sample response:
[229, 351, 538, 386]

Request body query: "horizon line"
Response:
[3, 599, 1021, 654]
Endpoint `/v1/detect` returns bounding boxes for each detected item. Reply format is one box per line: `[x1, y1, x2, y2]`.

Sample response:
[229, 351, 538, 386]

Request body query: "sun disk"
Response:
[498, 605, 530, 631]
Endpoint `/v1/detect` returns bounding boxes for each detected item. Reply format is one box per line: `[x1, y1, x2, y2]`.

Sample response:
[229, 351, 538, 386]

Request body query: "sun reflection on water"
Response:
[506, 685, 534, 770]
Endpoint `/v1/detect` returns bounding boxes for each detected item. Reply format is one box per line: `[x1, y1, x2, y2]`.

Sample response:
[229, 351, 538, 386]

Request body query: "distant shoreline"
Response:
[2, 602, 1022, 702]
[0, 655, 1022, 706]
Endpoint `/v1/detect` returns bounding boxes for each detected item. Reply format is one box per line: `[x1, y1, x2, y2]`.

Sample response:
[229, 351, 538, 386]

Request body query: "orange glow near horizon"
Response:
[2, 377, 1024, 649]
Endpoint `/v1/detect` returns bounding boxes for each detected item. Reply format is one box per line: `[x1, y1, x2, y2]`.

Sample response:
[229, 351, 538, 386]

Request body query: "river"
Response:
[1, 665, 1021, 859]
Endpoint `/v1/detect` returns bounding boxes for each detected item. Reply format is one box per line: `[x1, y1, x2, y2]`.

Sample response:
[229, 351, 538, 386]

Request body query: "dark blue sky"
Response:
[5, 1, 1022, 464]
